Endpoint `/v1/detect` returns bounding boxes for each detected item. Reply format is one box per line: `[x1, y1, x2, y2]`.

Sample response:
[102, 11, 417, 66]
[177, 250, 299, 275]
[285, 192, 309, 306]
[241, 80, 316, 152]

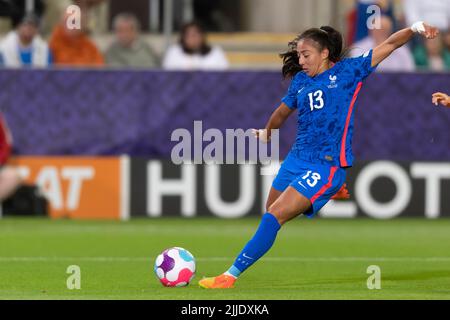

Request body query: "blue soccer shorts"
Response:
[272, 153, 347, 217]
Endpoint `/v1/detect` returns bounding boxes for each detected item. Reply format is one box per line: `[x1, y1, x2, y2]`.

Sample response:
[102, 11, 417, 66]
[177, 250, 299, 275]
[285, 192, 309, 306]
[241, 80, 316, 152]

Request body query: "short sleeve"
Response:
[343, 49, 377, 81]
[281, 73, 303, 109]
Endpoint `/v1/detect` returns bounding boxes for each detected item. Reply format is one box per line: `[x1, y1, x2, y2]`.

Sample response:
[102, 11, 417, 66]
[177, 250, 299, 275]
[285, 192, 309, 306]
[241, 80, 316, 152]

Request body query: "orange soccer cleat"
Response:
[331, 183, 350, 200]
[198, 274, 236, 289]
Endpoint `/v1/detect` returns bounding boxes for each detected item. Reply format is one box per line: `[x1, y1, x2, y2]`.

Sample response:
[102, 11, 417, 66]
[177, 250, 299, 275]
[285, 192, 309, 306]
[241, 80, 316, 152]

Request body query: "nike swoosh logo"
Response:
[298, 181, 307, 189]
[297, 87, 305, 94]
[243, 253, 254, 260]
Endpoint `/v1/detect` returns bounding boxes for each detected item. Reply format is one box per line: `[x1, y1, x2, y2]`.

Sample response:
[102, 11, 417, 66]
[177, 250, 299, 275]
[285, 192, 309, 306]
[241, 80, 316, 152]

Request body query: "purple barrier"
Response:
[0, 69, 449, 160]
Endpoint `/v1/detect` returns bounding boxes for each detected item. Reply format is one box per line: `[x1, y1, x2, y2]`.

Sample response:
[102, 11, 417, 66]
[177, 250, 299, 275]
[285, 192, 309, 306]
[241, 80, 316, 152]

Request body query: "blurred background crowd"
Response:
[0, 0, 448, 218]
[0, 0, 448, 72]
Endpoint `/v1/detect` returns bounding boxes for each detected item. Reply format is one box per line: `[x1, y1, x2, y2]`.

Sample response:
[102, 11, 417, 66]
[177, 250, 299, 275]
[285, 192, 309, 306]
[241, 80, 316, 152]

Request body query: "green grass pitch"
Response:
[0, 217, 450, 300]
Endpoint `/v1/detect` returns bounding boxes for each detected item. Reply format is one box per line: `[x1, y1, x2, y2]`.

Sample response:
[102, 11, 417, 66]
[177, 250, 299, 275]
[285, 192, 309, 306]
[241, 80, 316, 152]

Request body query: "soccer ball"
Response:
[154, 247, 196, 287]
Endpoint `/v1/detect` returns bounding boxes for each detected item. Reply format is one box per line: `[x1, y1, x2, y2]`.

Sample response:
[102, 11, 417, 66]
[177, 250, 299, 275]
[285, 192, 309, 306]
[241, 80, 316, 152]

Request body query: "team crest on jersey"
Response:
[328, 75, 338, 89]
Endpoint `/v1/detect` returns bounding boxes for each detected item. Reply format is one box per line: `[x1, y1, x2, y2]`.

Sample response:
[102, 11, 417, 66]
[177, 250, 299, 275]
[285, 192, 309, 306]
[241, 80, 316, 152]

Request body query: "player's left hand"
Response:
[251, 128, 270, 143]
[432, 92, 450, 107]
[420, 23, 439, 39]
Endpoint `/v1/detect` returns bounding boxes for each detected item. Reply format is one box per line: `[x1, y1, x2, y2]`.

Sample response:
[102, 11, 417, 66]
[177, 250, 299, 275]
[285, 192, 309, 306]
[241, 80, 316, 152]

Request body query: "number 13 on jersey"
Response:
[308, 90, 324, 111]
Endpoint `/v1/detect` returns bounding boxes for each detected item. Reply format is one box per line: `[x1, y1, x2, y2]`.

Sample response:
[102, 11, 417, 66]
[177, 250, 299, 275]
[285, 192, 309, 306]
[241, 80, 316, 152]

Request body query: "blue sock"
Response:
[225, 213, 281, 278]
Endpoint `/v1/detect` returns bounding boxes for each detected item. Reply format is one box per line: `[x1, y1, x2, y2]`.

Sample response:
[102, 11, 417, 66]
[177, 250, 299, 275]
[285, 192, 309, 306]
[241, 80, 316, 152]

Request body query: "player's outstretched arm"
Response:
[432, 92, 450, 108]
[371, 22, 439, 67]
[252, 103, 294, 142]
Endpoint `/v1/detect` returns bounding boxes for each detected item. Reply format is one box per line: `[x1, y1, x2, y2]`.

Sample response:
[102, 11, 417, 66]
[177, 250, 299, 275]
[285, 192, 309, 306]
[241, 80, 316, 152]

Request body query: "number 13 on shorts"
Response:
[300, 170, 321, 187]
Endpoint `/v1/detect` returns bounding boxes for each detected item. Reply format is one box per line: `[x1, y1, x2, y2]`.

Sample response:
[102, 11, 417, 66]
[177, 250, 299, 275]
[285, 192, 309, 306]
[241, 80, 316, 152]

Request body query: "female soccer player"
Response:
[432, 92, 450, 107]
[199, 21, 439, 289]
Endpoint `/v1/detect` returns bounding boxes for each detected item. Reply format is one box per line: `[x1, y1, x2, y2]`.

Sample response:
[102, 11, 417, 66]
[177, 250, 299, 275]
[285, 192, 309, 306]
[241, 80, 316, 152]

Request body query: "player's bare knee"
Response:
[267, 204, 287, 225]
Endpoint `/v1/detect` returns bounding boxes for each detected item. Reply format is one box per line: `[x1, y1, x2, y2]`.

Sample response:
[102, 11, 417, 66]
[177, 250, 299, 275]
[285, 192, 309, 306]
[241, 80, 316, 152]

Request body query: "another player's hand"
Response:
[251, 128, 270, 143]
[432, 92, 450, 107]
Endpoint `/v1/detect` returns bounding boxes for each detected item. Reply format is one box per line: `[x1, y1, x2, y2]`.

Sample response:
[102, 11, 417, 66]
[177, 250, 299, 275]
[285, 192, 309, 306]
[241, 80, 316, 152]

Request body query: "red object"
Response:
[0, 113, 12, 165]
[331, 183, 350, 200]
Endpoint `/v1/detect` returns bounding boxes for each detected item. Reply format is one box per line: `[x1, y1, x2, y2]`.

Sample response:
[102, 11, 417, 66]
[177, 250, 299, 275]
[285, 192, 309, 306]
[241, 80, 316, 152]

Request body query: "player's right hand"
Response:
[432, 92, 450, 107]
[251, 129, 270, 143]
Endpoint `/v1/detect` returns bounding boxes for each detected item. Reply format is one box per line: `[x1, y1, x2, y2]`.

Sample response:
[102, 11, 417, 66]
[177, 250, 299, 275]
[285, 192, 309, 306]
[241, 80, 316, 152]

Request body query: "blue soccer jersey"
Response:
[281, 49, 377, 168]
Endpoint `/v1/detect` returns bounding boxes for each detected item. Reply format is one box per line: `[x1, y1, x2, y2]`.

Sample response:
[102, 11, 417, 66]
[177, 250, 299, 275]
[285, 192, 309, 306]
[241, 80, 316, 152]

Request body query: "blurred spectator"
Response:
[413, 34, 450, 71]
[162, 22, 229, 70]
[0, 13, 52, 68]
[0, 113, 22, 202]
[347, 0, 396, 45]
[350, 15, 415, 72]
[49, 12, 104, 67]
[105, 13, 160, 68]
[403, 0, 450, 31]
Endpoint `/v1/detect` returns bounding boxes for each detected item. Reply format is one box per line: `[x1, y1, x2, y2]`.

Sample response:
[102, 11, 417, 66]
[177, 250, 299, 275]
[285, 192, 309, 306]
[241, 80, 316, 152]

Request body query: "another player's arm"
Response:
[432, 92, 450, 107]
[253, 103, 295, 142]
[371, 22, 439, 68]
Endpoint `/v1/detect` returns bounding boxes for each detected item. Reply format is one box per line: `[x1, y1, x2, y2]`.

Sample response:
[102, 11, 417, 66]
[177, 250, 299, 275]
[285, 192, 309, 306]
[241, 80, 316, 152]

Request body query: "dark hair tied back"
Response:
[280, 25, 346, 79]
